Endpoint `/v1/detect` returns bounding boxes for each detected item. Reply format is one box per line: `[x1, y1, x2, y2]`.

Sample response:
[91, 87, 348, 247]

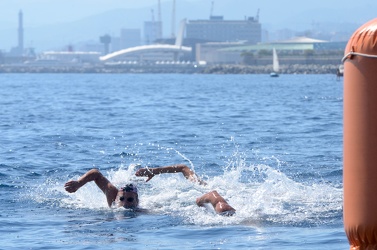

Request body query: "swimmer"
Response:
[64, 164, 236, 215]
[64, 168, 139, 209]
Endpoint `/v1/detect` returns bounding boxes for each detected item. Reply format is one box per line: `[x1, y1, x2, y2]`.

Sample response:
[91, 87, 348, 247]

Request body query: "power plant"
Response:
[4, 1, 262, 61]
[0, 1, 346, 74]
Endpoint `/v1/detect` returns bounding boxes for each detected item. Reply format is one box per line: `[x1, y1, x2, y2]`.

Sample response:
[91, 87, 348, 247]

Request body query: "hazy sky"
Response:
[1, 0, 376, 28]
[1, 0, 377, 51]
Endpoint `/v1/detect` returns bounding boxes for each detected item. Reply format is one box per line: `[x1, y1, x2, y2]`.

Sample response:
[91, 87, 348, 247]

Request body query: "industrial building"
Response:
[186, 16, 262, 44]
[130, 12, 263, 65]
[144, 21, 163, 45]
[101, 20, 191, 64]
[144, 1, 163, 45]
[1, 3, 346, 72]
[195, 36, 346, 65]
[112, 29, 141, 52]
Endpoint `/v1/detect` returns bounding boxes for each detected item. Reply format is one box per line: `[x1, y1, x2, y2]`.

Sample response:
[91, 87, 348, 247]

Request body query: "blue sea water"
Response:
[0, 73, 346, 249]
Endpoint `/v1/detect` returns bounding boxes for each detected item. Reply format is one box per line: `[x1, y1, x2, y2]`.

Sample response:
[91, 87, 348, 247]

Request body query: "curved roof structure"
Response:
[100, 44, 192, 61]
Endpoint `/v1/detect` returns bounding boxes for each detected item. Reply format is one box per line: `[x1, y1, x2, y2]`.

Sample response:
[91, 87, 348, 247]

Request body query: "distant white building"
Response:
[37, 51, 100, 64]
[100, 44, 191, 63]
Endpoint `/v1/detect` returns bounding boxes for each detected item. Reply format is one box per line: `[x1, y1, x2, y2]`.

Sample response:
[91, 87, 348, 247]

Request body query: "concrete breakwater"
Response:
[0, 63, 340, 74]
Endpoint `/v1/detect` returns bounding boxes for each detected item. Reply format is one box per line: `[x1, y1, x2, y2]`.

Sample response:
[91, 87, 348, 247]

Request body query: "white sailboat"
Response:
[270, 48, 279, 77]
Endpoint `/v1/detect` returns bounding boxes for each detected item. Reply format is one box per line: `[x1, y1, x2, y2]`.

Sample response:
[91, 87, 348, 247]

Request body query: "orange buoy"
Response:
[343, 18, 377, 249]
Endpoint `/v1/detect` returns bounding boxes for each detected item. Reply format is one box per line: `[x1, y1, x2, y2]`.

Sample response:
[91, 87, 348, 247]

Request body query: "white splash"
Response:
[32, 158, 342, 226]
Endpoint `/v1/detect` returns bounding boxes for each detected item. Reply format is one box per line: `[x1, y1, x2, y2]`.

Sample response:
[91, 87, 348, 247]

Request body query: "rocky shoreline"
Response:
[0, 63, 340, 75]
[201, 64, 340, 74]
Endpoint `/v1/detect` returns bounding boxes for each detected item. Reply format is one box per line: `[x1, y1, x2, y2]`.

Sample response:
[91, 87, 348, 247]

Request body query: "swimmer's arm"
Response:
[196, 190, 236, 214]
[135, 164, 206, 185]
[64, 169, 118, 207]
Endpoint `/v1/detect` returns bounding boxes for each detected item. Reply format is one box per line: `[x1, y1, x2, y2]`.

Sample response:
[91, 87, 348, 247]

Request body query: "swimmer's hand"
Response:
[135, 168, 155, 182]
[64, 180, 82, 193]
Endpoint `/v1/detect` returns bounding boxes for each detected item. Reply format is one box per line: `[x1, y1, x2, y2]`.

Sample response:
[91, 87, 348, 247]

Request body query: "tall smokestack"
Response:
[18, 10, 24, 55]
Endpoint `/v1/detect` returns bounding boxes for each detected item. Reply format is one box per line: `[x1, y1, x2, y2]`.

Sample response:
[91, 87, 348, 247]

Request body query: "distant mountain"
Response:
[27, 9, 150, 50]
[1, 8, 148, 51]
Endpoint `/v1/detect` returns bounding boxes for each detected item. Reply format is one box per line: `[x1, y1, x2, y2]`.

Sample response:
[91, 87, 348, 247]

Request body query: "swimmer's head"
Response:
[122, 183, 138, 194]
[117, 184, 139, 209]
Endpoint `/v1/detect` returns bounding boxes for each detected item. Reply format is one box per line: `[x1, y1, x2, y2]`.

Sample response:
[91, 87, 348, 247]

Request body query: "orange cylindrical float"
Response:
[344, 18, 377, 249]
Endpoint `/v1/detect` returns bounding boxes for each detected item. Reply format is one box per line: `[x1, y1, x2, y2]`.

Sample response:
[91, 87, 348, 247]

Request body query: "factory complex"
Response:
[0, 1, 346, 74]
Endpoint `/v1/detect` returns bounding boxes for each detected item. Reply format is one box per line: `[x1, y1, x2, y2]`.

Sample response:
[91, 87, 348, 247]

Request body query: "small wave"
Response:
[0, 183, 17, 189]
[0, 172, 9, 178]
[112, 152, 137, 158]
[25, 171, 42, 177]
